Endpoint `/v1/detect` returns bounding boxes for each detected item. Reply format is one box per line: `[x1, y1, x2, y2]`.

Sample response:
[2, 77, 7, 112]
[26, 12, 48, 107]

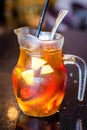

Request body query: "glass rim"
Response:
[14, 26, 64, 41]
[14, 27, 64, 51]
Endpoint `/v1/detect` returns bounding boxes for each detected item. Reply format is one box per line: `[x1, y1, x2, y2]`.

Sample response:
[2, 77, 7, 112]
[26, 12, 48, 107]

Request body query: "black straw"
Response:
[36, 0, 49, 37]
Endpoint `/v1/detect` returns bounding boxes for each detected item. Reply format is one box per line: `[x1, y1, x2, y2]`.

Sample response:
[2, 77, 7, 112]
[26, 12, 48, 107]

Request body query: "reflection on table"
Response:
[15, 107, 87, 130]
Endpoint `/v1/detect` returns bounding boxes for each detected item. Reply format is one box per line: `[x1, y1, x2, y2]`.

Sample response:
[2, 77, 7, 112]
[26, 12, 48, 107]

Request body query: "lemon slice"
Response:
[31, 57, 47, 70]
[41, 65, 54, 75]
[21, 70, 34, 85]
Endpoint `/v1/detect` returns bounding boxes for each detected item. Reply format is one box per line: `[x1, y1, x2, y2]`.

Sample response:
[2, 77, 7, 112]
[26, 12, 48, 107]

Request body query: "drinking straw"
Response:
[36, 0, 49, 38]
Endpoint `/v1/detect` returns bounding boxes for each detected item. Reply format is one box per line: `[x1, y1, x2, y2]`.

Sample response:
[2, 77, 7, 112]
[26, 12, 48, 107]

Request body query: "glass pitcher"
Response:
[12, 27, 87, 117]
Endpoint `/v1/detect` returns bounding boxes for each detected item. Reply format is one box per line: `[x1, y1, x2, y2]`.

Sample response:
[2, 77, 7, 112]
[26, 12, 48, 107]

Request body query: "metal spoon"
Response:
[50, 9, 68, 40]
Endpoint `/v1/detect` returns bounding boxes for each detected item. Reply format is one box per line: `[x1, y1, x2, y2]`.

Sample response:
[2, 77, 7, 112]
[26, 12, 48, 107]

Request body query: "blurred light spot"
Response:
[7, 106, 18, 121]
[69, 72, 73, 77]
[63, 107, 66, 110]
[73, 80, 78, 84]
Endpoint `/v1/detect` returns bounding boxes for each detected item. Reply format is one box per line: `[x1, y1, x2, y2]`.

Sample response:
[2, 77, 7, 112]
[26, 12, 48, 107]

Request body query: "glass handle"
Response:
[63, 54, 87, 101]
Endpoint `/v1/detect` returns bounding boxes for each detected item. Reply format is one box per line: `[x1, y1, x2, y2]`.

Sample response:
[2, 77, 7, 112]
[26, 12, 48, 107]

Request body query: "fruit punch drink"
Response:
[12, 27, 86, 117]
[12, 47, 67, 117]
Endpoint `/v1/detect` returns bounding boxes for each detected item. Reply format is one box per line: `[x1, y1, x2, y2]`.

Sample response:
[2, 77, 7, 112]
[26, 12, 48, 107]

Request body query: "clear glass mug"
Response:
[12, 27, 87, 117]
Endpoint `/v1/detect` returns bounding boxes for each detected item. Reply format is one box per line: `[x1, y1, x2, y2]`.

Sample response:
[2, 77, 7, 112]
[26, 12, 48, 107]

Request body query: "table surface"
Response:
[0, 29, 87, 130]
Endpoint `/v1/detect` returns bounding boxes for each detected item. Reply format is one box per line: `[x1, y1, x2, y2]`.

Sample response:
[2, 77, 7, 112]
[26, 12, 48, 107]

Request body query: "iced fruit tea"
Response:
[12, 48, 67, 117]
